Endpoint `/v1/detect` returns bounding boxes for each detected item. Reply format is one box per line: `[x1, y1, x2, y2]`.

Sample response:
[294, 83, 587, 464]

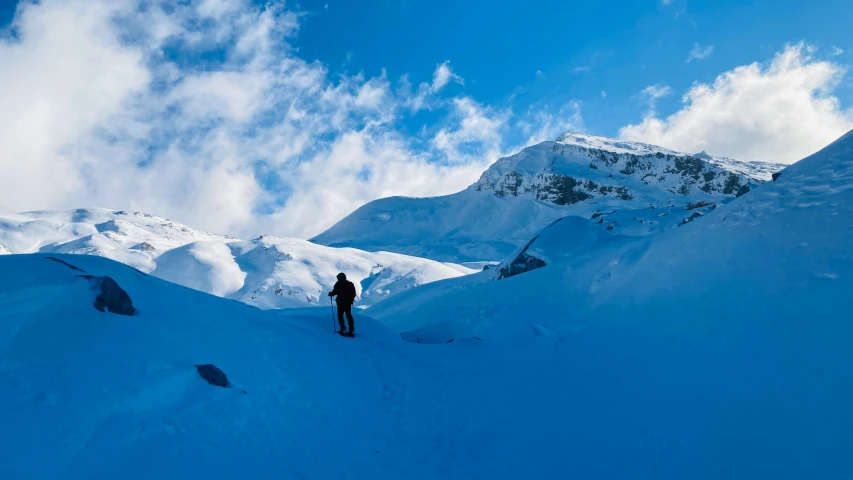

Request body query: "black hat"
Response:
[336, 272, 346, 280]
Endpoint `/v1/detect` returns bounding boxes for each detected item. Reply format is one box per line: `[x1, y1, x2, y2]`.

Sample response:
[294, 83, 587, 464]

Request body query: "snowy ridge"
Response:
[0, 209, 474, 309]
[697, 152, 787, 181]
[558, 132, 787, 181]
[555, 131, 684, 156]
[0, 208, 234, 271]
[314, 132, 785, 262]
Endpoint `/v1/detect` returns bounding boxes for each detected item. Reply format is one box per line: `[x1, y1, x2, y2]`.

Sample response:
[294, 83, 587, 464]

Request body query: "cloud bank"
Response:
[620, 44, 853, 163]
[0, 0, 581, 238]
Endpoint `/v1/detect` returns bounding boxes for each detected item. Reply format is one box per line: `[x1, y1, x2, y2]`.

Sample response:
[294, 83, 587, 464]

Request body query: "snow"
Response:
[559, 132, 788, 181]
[1, 129, 849, 478]
[313, 132, 785, 262]
[0, 253, 458, 478]
[557, 131, 685, 156]
[366, 129, 853, 476]
[700, 153, 786, 181]
[0, 209, 475, 309]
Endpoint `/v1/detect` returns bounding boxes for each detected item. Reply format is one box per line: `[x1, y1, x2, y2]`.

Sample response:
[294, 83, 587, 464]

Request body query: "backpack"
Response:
[340, 281, 357, 304]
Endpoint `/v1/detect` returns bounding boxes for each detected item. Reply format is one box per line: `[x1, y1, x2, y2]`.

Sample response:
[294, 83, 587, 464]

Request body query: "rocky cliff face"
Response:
[472, 134, 763, 207]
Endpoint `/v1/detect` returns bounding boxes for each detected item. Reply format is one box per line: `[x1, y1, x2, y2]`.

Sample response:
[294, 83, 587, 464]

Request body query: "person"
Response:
[329, 272, 357, 335]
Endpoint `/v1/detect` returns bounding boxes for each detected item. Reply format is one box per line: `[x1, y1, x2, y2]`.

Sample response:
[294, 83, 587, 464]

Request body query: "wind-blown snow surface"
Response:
[0, 209, 474, 309]
[313, 132, 784, 262]
[366, 130, 853, 477]
[0, 254, 490, 478]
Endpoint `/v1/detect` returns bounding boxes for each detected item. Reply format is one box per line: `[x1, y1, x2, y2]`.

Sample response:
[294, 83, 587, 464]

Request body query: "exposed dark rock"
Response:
[482, 264, 491, 271]
[536, 174, 593, 205]
[135, 242, 156, 251]
[619, 158, 641, 175]
[772, 171, 782, 181]
[735, 185, 751, 197]
[591, 211, 603, 219]
[77, 275, 135, 316]
[195, 364, 231, 388]
[497, 236, 547, 280]
[494, 171, 524, 197]
[679, 212, 703, 226]
[686, 201, 713, 211]
[671, 156, 705, 177]
[722, 174, 743, 195]
[46, 256, 86, 272]
[605, 222, 616, 231]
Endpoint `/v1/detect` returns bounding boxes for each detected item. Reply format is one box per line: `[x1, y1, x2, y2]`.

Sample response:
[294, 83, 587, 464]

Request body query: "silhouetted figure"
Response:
[329, 272, 357, 335]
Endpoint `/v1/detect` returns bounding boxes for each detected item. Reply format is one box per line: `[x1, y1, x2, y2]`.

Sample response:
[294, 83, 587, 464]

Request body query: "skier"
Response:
[329, 272, 357, 336]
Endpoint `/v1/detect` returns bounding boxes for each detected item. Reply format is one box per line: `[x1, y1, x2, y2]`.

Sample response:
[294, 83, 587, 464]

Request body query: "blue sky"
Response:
[0, 0, 851, 238]
[292, 0, 853, 138]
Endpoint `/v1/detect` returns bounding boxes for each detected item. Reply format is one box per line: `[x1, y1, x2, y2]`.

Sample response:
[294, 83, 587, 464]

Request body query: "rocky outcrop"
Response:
[0, 243, 11, 255]
[679, 212, 703, 227]
[497, 236, 547, 280]
[686, 201, 713, 211]
[195, 364, 230, 388]
[78, 275, 135, 316]
[46, 256, 86, 272]
[134, 242, 156, 251]
[473, 140, 763, 207]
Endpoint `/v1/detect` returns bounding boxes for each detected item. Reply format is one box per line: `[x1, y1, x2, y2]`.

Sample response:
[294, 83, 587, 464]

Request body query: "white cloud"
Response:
[515, 102, 584, 147]
[573, 66, 590, 74]
[686, 43, 714, 62]
[641, 83, 673, 101]
[431, 97, 508, 164]
[0, 0, 149, 212]
[831, 46, 843, 56]
[619, 43, 853, 163]
[637, 83, 672, 112]
[0, 0, 576, 238]
[431, 61, 463, 92]
[601, 91, 607, 98]
[405, 61, 463, 112]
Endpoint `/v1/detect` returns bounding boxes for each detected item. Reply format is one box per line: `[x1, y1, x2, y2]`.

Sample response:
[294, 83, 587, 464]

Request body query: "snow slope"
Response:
[0, 209, 474, 309]
[313, 132, 785, 262]
[0, 253, 496, 478]
[367, 130, 853, 476]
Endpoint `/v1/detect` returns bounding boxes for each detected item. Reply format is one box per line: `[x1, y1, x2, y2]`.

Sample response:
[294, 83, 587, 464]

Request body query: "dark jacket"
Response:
[330, 280, 357, 305]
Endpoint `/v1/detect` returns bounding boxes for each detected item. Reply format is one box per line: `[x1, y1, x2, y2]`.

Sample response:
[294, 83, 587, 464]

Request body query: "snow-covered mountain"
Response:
[0, 209, 474, 309]
[312, 132, 786, 262]
[362, 130, 853, 476]
[372, 128, 853, 339]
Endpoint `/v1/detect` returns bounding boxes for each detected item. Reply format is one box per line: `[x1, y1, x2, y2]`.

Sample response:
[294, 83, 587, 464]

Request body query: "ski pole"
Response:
[330, 296, 336, 333]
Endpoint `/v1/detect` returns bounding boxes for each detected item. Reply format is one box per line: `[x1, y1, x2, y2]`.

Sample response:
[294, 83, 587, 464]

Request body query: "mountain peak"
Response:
[555, 131, 683, 156]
